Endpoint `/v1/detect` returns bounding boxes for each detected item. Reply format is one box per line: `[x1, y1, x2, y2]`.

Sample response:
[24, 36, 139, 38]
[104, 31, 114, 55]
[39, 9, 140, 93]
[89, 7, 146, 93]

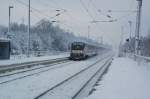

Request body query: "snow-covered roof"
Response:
[0, 38, 10, 42]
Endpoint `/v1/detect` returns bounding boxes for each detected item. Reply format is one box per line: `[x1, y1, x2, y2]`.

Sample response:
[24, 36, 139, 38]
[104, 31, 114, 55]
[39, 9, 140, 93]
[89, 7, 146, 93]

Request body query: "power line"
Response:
[115, 12, 136, 22]
[79, 0, 95, 20]
[15, 0, 74, 30]
[79, 0, 122, 43]
[88, 0, 110, 19]
[15, 0, 58, 19]
[79, 0, 108, 38]
[40, 0, 83, 34]
[87, 0, 99, 17]
[107, 10, 137, 13]
[46, 0, 81, 25]
[34, 0, 76, 32]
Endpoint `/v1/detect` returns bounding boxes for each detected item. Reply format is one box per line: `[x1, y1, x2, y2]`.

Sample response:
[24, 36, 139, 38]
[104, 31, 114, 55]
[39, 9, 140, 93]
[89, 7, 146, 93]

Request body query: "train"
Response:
[69, 42, 99, 60]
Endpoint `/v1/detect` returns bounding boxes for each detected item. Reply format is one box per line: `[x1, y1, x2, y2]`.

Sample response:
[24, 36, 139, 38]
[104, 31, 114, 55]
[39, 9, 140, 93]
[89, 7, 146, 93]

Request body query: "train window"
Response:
[71, 42, 85, 50]
[71, 45, 84, 50]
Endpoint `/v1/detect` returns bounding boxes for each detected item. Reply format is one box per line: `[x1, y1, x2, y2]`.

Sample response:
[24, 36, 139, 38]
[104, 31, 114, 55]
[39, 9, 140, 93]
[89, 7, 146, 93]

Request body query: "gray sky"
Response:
[0, 0, 150, 47]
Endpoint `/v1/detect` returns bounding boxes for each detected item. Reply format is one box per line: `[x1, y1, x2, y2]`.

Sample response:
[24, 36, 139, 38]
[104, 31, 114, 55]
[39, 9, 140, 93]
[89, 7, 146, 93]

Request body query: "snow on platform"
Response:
[0, 52, 69, 66]
[85, 57, 150, 99]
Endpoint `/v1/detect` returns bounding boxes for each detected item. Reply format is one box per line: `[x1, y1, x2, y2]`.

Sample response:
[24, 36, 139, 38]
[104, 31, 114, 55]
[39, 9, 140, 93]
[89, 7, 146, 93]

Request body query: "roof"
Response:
[0, 38, 10, 42]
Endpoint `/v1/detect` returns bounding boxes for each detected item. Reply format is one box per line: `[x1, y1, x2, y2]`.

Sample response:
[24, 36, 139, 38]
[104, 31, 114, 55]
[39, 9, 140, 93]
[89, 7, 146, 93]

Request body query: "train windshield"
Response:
[71, 42, 85, 50]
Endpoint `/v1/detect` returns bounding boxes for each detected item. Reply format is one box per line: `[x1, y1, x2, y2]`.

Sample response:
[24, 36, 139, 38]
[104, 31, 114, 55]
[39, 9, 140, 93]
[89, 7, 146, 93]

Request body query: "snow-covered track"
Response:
[0, 60, 72, 85]
[72, 57, 112, 99]
[34, 54, 113, 99]
[0, 57, 69, 74]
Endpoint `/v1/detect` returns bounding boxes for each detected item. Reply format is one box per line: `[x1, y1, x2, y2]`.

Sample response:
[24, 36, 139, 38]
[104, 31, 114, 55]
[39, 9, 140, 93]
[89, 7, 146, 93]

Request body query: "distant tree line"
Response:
[0, 19, 78, 55]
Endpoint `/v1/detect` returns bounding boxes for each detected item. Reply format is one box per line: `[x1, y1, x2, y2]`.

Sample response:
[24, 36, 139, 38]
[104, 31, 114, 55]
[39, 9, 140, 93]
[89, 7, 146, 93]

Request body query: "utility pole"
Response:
[120, 26, 124, 46]
[27, 0, 31, 57]
[128, 21, 132, 53]
[21, 18, 25, 24]
[88, 25, 90, 39]
[100, 36, 103, 44]
[119, 26, 124, 57]
[128, 21, 132, 40]
[8, 6, 13, 34]
[135, 0, 142, 55]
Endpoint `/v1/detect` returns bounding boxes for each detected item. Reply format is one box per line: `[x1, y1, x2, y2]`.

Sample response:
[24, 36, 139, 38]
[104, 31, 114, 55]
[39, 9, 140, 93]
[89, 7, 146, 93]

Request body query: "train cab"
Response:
[70, 42, 86, 60]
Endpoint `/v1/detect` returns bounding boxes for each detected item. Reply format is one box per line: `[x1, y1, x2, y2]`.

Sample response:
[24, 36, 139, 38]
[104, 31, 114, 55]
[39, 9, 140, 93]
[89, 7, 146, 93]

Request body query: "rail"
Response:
[34, 53, 114, 99]
[72, 57, 112, 99]
[0, 57, 69, 74]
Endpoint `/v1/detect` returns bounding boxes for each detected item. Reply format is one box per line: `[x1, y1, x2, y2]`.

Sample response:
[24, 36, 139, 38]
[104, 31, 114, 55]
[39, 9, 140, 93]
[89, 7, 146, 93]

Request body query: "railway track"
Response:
[0, 54, 106, 85]
[34, 54, 113, 99]
[0, 60, 73, 85]
[72, 57, 112, 99]
[0, 52, 113, 99]
[0, 58, 69, 77]
[0, 57, 69, 74]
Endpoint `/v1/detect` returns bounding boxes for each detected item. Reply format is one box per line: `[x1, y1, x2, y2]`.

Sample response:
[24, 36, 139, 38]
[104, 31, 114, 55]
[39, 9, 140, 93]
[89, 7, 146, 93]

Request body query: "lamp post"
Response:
[88, 25, 90, 39]
[8, 6, 14, 34]
[135, 0, 142, 55]
[27, 0, 31, 57]
[128, 21, 132, 53]
[128, 21, 132, 41]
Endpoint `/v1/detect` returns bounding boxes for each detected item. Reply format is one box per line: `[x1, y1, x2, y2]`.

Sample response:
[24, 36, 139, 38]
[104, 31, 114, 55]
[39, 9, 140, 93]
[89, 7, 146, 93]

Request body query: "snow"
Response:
[0, 37, 10, 42]
[0, 52, 69, 66]
[38, 56, 110, 99]
[0, 54, 109, 99]
[85, 57, 150, 99]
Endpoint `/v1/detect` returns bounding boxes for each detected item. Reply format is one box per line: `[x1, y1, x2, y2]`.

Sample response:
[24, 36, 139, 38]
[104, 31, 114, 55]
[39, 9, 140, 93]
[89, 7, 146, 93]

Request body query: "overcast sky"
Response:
[0, 0, 150, 47]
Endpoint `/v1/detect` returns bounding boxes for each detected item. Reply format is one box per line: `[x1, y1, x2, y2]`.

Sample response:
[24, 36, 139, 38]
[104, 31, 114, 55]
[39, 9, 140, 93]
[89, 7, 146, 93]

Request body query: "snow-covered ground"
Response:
[0, 53, 110, 99]
[0, 52, 69, 66]
[85, 57, 150, 99]
[39, 56, 110, 99]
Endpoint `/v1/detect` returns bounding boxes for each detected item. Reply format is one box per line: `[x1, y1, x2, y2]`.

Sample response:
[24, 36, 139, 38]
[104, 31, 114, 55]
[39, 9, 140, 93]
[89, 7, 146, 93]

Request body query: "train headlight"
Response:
[72, 50, 83, 54]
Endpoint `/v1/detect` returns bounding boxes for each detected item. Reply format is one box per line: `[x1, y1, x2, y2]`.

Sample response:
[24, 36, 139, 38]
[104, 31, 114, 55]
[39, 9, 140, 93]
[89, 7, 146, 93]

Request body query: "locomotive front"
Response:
[70, 42, 85, 60]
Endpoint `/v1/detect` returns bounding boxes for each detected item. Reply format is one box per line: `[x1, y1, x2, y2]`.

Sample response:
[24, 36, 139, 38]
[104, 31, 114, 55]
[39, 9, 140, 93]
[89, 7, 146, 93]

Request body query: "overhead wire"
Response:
[14, 0, 76, 31]
[79, 0, 107, 33]
[81, 0, 124, 43]
[80, 0, 115, 44]
[48, 0, 81, 24]
[44, 0, 78, 32]
[42, 0, 84, 34]
[88, 0, 112, 19]
[79, 0, 95, 20]
[15, 0, 62, 20]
